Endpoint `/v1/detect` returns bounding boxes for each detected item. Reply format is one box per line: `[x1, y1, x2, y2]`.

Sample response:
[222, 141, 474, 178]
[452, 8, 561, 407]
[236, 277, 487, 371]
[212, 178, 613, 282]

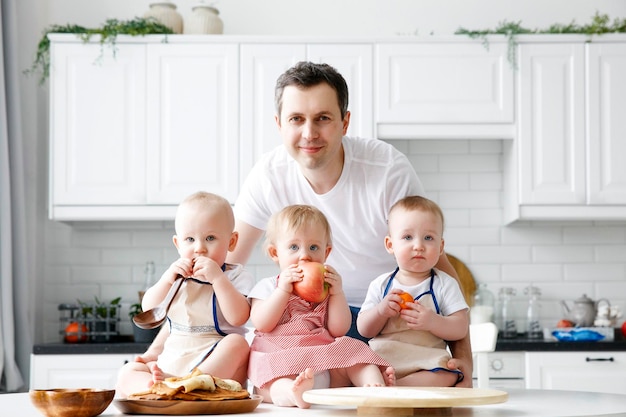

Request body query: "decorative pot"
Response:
[132, 322, 162, 343]
[184, 5, 224, 34]
[144, 2, 183, 34]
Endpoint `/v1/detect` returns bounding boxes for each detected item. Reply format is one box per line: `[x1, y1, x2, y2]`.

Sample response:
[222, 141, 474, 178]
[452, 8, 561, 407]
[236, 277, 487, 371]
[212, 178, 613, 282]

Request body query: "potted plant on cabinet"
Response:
[77, 296, 122, 342]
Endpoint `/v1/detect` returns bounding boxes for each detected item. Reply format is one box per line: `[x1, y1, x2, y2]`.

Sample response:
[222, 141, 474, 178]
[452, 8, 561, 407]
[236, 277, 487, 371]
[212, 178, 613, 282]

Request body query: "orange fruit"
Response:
[64, 321, 88, 343]
[398, 292, 414, 309]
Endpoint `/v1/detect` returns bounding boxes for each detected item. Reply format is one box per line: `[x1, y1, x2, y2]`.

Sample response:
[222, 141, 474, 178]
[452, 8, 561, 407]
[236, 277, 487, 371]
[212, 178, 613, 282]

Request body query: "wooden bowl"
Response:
[29, 388, 114, 417]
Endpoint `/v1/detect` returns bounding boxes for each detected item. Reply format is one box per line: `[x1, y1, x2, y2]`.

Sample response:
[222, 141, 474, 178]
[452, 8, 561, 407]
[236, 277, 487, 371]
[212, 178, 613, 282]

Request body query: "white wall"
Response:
[14, 1, 626, 343]
[44, 0, 625, 37]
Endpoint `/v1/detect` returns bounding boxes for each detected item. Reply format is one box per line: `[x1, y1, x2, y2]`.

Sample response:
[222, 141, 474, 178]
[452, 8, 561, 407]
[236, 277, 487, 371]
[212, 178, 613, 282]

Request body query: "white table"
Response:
[6, 388, 626, 416]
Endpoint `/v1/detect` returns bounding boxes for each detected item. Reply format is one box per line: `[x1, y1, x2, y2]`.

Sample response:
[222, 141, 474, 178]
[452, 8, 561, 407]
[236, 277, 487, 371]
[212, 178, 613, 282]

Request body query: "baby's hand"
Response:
[323, 264, 343, 295]
[191, 256, 223, 283]
[277, 264, 303, 294]
[164, 258, 193, 284]
[400, 300, 436, 331]
[377, 289, 406, 318]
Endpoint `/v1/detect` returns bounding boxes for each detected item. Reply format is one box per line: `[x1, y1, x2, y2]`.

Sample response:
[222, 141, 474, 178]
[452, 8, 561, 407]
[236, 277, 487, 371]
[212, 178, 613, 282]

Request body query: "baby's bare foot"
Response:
[149, 363, 166, 386]
[292, 368, 315, 409]
[383, 366, 396, 386]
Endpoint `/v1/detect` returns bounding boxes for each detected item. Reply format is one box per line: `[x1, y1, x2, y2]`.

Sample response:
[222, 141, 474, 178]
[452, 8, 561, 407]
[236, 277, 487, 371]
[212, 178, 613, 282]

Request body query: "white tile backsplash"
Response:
[40, 139, 626, 342]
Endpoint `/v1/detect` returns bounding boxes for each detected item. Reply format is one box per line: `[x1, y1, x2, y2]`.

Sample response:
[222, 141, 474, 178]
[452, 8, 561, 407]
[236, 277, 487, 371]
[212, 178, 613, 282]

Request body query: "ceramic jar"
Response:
[184, 5, 224, 34]
[144, 2, 183, 34]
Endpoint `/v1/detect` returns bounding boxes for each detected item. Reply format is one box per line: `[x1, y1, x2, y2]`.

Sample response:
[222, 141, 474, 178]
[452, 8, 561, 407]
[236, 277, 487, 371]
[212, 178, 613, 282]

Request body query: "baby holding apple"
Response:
[247, 205, 395, 408]
[357, 196, 469, 387]
[115, 191, 253, 397]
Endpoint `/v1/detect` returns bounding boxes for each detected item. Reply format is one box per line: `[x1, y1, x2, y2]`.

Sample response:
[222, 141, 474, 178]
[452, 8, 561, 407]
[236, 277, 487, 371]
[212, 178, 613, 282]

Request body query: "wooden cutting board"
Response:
[447, 254, 476, 306]
[302, 386, 507, 416]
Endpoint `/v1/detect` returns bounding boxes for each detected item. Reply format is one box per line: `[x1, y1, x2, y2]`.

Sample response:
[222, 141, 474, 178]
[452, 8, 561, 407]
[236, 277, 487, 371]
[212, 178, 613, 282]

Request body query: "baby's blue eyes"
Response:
[184, 236, 216, 243]
[288, 244, 319, 251]
[402, 235, 434, 241]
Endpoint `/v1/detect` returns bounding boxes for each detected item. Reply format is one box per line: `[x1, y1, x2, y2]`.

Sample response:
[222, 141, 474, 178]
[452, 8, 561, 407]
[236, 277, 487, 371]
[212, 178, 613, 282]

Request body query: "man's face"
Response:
[276, 83, 350, 172]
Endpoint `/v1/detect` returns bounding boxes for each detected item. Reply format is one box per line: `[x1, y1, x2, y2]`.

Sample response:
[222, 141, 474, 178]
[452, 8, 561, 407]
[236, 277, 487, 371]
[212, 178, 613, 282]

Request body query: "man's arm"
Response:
[435, 251, 459, 279]
[437, 251, 474, 387]
[226, 220, 265, 265]
[448, 336, 473, 388]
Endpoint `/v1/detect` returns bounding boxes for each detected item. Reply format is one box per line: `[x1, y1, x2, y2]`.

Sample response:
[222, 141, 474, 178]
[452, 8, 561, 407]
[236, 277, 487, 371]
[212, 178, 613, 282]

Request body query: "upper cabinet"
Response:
[375, 40, 515, 140]
[145, 43, 239, 205]
[504, 37, 626, 223]
[47, 35, 626, 222]
[49, 38, 238, 221]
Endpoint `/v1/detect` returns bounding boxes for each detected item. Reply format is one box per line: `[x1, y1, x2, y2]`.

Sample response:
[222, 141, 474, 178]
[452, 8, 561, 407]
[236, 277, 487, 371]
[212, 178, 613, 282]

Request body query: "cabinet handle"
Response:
[585, 357, 614, 362]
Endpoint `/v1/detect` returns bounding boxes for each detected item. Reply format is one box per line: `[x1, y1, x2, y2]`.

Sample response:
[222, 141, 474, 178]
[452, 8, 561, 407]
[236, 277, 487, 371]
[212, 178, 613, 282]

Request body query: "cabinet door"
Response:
[239, 44, 306, 181]
[525, 352, 626, 395]
[517, 43, 586, 205]
[146, 43, 239, 204]
[587, 43, 626, 204]
[376, 42, 514, 139]
[30, 354, 133, 389]
[50, 42, 146, 208]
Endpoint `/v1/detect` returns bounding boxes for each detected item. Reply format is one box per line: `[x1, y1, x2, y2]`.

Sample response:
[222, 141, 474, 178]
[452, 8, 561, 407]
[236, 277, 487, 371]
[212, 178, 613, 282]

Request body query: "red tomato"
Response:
[398, 292, 414, 309]
[621, 321, 626, 338]
[64, 321, 88, 343]
[556, 319, 574, 328]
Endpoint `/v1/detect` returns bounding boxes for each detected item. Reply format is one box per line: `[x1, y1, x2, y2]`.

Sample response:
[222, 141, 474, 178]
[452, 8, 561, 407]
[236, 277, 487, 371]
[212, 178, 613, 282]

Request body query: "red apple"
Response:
[292, 262, 329, 303]
[621, 321, 626, 338]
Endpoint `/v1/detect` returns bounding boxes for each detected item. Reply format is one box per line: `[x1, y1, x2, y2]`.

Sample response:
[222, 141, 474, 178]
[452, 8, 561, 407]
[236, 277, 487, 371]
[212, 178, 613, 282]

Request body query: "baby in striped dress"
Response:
[247, 205, 395, 408]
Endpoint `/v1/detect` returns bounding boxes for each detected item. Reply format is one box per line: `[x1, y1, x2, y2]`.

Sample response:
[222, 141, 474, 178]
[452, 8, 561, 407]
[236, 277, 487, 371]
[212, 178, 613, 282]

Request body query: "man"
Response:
[227, 61, 472, 387]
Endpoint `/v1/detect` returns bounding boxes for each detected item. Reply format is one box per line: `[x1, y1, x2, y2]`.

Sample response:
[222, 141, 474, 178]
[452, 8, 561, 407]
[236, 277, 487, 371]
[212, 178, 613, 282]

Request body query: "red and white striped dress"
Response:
[248, 277, 390, 388]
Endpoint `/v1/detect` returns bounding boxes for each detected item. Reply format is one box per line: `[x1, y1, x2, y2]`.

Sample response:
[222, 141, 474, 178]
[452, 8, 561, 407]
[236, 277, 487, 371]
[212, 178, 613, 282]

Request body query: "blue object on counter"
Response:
[551, 328, 605, 341]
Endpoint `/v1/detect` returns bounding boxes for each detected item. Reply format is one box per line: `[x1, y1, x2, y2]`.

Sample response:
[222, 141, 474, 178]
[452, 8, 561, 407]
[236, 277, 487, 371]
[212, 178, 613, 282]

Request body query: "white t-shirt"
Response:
[360, 268, 469, 317]
[234, 136, 425, 306]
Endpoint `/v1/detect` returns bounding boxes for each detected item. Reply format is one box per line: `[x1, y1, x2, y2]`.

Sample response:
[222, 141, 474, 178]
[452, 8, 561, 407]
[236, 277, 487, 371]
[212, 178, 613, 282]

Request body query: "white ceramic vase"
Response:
[144, 2, 183, 34]
[184, 5, 224, 34]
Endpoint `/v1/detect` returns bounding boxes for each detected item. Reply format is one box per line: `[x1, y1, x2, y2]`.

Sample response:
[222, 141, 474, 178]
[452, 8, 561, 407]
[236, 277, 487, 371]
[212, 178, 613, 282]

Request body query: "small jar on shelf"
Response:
[470, 282, 495, 324]
[498, 287, 517, 339]
[525, 285, 543, 339]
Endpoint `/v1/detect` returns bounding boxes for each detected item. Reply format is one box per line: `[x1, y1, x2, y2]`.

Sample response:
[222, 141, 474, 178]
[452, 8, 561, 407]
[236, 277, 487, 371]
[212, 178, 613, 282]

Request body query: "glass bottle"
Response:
[470, 283, 495, 324]
[138, 261, 156, 303]
[499, 287, 517, 338]
[525, 285, 542, 339]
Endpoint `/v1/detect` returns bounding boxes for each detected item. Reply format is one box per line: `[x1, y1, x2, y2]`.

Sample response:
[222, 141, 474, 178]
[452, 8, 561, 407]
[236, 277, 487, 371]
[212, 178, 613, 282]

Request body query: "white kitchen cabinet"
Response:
[49, 38, 239, 220]
[239, 43, 373, 179]
[375, 40, 515, 140]
[49, 41, 147, 218]
[145, 43, 239, 204]
[30, 354, 134, 389]
[525, 351, 626, 395]
[504, 38, 626, 223]
[587, 42, 626, 205]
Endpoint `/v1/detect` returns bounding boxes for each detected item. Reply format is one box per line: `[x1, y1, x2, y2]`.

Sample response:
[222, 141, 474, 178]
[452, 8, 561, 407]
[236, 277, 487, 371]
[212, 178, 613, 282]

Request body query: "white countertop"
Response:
[9, 388, 626, 417]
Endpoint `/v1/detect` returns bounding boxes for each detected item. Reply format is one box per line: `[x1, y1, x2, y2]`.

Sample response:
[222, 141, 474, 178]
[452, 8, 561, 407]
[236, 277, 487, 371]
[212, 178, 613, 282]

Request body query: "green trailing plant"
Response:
[25, 17, 173, 85]
[455, 11, 626, 69]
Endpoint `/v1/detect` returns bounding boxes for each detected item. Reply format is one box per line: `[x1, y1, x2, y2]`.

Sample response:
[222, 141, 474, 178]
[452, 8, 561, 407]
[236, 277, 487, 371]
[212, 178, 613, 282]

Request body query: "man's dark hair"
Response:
[274, 61, 349, 120]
